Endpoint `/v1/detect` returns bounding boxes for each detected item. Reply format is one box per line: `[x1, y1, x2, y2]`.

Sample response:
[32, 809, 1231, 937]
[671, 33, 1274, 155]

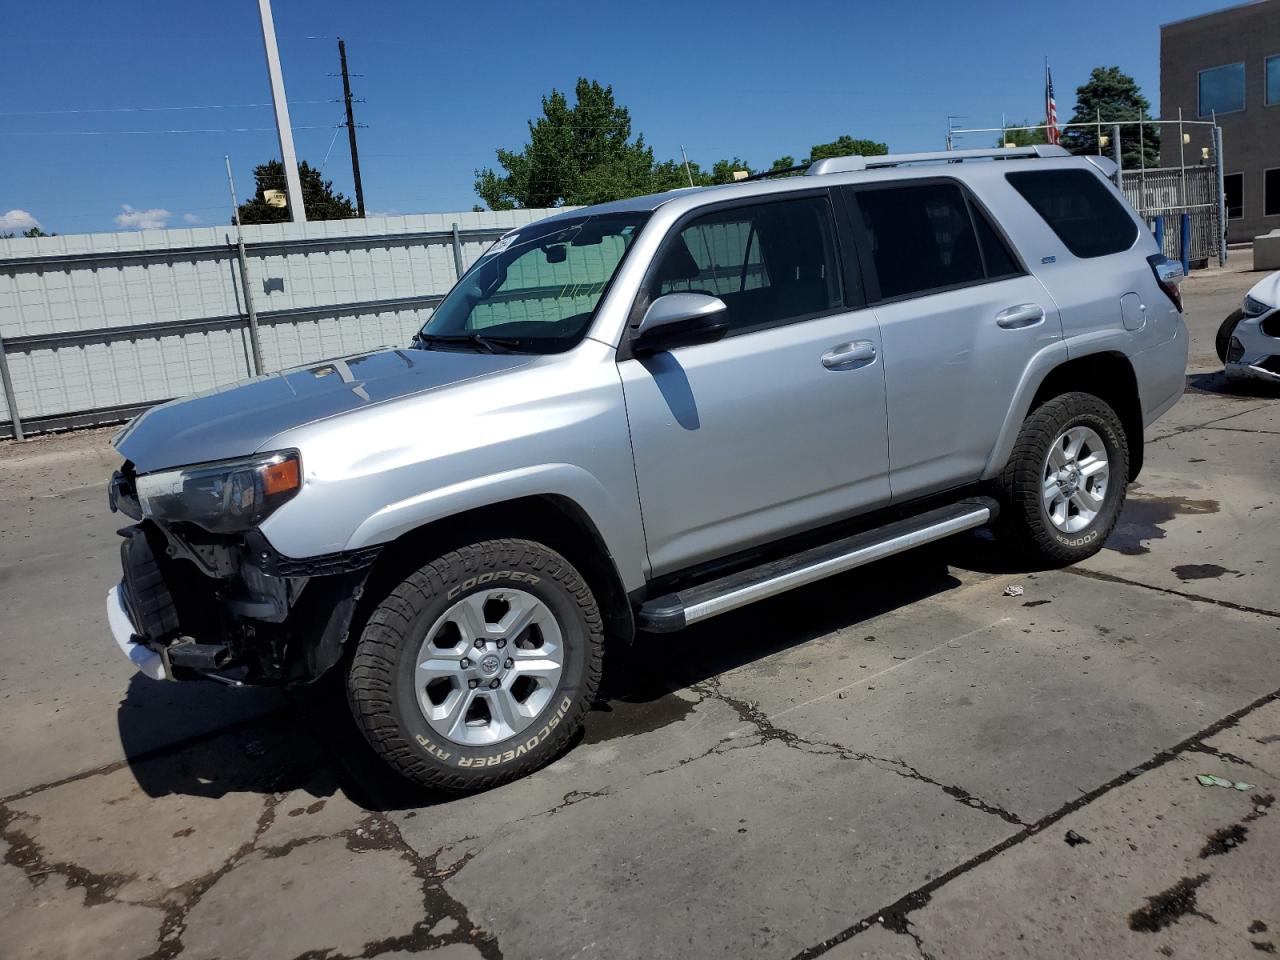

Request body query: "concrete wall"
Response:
[1160, 0, 1280, 243]
[0, 208, 565, 437]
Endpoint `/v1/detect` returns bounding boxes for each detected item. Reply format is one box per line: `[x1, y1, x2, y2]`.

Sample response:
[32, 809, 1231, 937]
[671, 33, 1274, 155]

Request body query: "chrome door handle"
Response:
[995, 303, 1045, 329]
[821, 340, 877, 370]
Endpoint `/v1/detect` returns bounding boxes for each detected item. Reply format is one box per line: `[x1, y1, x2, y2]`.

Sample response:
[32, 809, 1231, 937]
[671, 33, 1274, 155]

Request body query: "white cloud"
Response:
[114, 204, 172, 231]
[182, 213, 203, 225]
[0, 209, 41, 233]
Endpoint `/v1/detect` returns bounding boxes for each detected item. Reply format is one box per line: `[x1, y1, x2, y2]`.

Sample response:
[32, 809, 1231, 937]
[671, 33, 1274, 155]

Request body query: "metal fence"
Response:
[0, 209, 563, 439]
[1120, 166, 1222, 265]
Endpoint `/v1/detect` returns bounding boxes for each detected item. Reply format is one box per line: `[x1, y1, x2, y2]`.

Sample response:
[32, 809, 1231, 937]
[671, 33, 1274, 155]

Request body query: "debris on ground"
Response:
[1003, 584, 1025, 598]
[1195, 774, 1254, 790]
[1064, 829, 1090, 847]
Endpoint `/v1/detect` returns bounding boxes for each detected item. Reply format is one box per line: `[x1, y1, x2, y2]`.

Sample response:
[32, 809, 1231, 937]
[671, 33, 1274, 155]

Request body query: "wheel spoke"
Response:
[1042, 479, 1062, 507]
[452, 593, 493, 644]
[501, 591, 541, 641]
[484, 688, 520, 736]
[443, 688, 479, 741]
[1063, 427, 1088, 463]
[1078, 454, 1108, 479]
[510, 656, 561, 680]
[1072, 487, 1103, 513]
[1048, 442, 1070, 471]
[417, 656, 466, 681]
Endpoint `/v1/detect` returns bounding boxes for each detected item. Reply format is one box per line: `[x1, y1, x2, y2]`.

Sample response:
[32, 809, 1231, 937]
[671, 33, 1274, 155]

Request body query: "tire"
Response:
[1215, 308, 1243, 364]
[347, 538, 603, 792]
[996, 392, 1129, 565]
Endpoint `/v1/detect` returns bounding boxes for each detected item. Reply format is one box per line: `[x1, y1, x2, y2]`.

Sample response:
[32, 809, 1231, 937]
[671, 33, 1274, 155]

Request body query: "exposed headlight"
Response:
[1243, 295, 1271, 319]
[134, 450, 302, 534]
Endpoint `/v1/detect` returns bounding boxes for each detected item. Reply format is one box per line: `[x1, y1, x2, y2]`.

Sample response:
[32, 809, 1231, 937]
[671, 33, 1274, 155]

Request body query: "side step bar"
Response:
[637, 497, 998, 633]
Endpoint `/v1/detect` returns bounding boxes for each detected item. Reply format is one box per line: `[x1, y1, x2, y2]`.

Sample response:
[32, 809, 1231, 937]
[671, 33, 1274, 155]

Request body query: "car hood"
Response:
[1247, 270, 1280, 311]
[114, 347, 536, 472]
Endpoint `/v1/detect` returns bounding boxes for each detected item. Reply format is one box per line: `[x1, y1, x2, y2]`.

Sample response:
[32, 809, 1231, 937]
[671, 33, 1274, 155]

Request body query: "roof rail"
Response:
[805, 144, 1070, 176]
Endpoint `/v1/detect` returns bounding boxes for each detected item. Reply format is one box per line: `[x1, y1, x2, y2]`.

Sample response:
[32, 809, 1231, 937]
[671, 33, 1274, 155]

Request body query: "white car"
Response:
[1218, 271, 1280, 384]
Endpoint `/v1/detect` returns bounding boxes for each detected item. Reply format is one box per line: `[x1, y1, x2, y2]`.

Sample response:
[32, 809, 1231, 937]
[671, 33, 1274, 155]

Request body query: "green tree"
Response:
[237, 160, 356, 224]
[475, 79, 664, 209]
[807, 135, 888, 161]
[995, 122, 1048, 147]
[1061, 66, 1160, 168]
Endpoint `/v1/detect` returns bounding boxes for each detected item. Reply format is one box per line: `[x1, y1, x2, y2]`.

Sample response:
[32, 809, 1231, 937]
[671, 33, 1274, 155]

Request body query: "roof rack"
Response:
[805, 144, 1070, 176]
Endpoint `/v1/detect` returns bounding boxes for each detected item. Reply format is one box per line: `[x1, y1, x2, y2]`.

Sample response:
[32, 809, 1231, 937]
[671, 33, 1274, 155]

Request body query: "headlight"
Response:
[134, 450, 302, 534]
[1243, 295, 1271, 319]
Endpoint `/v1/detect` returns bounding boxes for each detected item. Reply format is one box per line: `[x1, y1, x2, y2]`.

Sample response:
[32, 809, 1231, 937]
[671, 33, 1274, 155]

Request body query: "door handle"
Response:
[821, 340, 877, 370]
[995, 303, 1045, 329]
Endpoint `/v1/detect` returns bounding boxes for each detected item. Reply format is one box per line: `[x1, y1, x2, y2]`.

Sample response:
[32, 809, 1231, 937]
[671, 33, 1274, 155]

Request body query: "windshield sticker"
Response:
[487, 233, 518, 256]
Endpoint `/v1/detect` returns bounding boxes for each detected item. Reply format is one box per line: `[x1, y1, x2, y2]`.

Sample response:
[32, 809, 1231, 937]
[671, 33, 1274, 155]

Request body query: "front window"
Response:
[1268, 55, 1280, 107]
[1199, 62, 1245, 117]
[418, 212, 649, 353]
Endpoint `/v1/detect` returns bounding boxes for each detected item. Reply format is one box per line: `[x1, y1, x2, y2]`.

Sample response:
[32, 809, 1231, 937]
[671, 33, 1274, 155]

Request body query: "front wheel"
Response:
[347, 539, 603, 792]
[997, 392, 1129, 565]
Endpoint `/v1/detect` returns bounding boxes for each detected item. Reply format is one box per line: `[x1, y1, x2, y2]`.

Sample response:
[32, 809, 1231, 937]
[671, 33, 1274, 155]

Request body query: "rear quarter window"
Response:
[1005, 169, 1138, 259]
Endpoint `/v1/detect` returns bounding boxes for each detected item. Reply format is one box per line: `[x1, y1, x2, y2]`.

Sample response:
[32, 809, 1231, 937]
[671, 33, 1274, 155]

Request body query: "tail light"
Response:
[1147, 254, 1184, 312]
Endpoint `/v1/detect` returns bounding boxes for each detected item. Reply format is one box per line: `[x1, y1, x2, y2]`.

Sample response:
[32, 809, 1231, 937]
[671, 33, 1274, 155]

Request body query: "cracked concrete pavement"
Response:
[1, 256, 1277, 959]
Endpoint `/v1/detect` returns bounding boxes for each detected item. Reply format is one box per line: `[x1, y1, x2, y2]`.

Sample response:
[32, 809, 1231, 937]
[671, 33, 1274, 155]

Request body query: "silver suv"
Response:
[106, 145, 1188, 790]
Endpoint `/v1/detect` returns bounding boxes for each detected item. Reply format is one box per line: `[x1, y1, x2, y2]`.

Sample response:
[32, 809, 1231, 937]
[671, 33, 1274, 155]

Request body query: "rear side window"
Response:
[851, 182, 988, 300]
[649, 195, 842, 333]
[972, 203, 1021, 279]
[1005, 169, 1138, 259]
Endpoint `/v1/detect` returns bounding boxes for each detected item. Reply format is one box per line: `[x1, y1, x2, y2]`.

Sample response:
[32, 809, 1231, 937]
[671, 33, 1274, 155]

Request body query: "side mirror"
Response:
[632, 293, 729, 357]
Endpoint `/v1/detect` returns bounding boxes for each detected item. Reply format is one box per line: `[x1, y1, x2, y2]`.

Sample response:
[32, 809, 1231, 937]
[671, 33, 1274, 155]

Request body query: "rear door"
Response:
[839, 179, 1063, 500]
[618, 192, 891, 576]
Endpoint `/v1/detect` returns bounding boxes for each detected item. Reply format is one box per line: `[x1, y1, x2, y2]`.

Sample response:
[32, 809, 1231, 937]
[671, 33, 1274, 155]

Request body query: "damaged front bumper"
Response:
[107, 520, 381, 685]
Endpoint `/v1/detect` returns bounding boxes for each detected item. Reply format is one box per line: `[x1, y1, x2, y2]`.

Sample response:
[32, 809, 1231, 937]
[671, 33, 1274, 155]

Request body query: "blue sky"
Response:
[1, 0, 1225, 236]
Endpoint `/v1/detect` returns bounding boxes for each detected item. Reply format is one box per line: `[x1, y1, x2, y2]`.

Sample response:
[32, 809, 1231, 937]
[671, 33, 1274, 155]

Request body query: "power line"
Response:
[0, 126, 334, 136]
[0, 100, 332, 117]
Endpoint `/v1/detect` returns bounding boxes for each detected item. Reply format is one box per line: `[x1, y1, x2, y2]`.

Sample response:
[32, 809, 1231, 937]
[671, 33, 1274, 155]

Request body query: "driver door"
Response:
[617, 193, 891, 577]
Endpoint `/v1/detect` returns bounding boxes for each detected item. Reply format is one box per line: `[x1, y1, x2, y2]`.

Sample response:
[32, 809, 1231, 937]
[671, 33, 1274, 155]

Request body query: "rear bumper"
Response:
[106, 584, 168, 681]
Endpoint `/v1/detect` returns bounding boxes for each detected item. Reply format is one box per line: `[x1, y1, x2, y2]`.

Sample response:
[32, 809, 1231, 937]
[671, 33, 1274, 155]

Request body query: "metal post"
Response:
[226, 157, 265, 376]
[1112, 125, 1123, 187]
[1096, 109, 1102, 155]
[1178, 107, 1187, 209]
[0, 333, 23, 441]
[680, 145, 695, 187]
[1180, 212, 1192, 275]
[338, 38, 366, 218]
[451, 223, 465, 278]
[1213, 124, 1228, 266]
[257, 0, 307, 222]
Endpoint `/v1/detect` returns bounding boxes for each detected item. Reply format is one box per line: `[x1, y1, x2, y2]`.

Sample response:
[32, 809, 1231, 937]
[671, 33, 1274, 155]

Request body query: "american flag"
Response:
[1045, 62, 1061, 145]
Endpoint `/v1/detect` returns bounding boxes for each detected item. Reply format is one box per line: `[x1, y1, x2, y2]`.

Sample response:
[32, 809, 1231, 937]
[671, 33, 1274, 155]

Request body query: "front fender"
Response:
[343, 462, 648, 591]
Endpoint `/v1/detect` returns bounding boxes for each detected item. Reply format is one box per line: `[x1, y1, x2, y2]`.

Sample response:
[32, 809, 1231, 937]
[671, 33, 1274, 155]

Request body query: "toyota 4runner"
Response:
[106, 145, 1188, 790]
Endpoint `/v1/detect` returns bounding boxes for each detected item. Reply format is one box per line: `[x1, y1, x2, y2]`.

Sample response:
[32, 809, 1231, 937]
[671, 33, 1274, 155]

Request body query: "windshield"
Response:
[417, 212, 650, 353]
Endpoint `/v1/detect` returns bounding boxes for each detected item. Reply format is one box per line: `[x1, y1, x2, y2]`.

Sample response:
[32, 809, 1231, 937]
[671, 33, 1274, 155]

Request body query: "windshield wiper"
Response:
[413, 332, 521, 354]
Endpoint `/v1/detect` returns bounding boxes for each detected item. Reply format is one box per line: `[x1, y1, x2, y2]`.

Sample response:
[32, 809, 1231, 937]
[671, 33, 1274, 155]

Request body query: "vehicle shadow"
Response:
[1186, 370, 1280, 398]
[117, 548, 972, 813]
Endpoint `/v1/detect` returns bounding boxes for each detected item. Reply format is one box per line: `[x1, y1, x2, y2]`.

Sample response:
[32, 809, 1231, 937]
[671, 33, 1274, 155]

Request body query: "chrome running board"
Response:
[637, 498, 997, 633]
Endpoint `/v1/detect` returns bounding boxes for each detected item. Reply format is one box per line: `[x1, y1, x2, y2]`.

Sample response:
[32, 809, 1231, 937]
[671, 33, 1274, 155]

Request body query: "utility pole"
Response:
[257, 0, 306, 222]
[337, 37, 366, 218]
[679, 145, 695, 187]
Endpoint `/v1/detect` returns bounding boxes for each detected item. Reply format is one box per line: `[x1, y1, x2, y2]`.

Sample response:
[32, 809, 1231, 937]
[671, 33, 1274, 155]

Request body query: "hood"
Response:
[1247, 270, 1280, 311]
[114, 347, 536, 472]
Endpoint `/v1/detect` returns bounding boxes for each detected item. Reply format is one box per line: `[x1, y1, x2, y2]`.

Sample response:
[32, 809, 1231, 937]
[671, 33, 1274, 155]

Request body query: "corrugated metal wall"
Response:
[0, 209, 565, 438]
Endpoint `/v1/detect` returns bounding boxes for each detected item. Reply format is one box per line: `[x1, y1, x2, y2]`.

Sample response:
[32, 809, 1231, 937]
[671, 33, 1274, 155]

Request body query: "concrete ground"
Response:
[1, 255, 1277, 960]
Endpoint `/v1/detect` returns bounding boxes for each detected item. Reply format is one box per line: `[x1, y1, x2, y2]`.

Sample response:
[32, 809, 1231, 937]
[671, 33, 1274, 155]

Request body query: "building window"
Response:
[1268, 55, 1280, 106]
[1224, 174, 1243, 220]
[1267, 169, 1280, 218]
[1198, 62, 1245, 117]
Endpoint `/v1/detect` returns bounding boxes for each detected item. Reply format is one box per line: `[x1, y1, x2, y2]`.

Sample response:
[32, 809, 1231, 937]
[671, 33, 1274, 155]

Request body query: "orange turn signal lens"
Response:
[261, 456, 301, 496]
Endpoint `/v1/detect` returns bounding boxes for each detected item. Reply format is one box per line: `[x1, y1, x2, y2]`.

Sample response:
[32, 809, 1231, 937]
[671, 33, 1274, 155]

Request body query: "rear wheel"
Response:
[1216, 308, 1243, 364]
[997, 392, 1129, 565]
[347, 539, 603, 792]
